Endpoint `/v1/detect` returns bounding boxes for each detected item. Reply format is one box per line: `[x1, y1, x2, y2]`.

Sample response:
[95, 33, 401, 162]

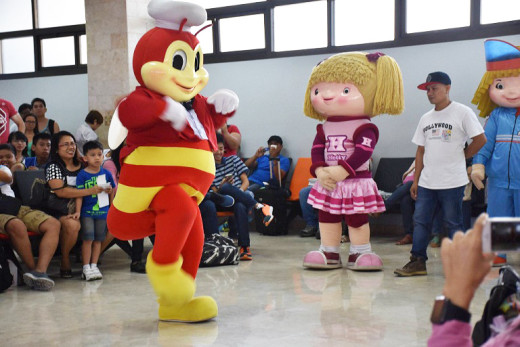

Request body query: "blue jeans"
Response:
[200, 184, 254, 247]
[384, 181, 442, 236]
[411, 185, 465, 260]
[219, 183, 257, 210]
[385, 182, 414, 235]
[199, 198, 219, 236]
[299, 186, 318, 227]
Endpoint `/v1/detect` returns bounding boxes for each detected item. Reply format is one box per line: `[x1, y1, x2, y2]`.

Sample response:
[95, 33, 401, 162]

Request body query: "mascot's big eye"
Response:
[314, 89, 319, 95]
[172, 50, 187, 70]
[194, 52, 200, 72]
[495, 82, 504, 90]
[343, 87, 350, 94]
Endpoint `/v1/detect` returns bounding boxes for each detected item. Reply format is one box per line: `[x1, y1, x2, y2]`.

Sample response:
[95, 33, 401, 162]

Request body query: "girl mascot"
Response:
[302, 52, 404, 271]
[471, 39, 520, 266]
[107, 0, 238, 322]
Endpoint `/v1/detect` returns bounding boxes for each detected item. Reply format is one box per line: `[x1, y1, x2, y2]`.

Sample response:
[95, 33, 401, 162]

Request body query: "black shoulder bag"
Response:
[0, 193, 22, 216]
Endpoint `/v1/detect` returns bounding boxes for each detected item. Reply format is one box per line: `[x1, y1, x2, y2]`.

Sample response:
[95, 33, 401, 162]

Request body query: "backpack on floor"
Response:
[0, 245, 14, 293]
[472, 265, 520, 345]
[199, 233, 239, 267]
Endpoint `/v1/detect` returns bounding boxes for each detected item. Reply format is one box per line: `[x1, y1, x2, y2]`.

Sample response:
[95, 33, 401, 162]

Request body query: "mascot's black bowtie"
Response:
[181, 99, 194, 110]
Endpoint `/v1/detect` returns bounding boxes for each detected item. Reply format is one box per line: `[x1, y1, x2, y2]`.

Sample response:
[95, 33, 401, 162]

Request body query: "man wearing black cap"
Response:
[394, 71, 486, 277]
[245, 135, 290, 193]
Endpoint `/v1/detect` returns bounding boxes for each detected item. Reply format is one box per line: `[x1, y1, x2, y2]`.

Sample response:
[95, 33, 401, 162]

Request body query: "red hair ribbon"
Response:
[366, 52, 385, 62]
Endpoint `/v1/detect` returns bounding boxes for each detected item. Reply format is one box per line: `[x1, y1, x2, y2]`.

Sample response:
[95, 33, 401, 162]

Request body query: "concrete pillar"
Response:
[84, 0, 152, 146]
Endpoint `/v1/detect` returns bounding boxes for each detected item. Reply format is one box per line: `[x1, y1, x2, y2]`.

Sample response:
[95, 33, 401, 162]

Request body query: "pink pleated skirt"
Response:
[308, 178, 386, 215]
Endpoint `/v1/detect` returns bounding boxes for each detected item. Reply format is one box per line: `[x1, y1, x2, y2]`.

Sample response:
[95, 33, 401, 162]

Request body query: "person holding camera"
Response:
[244, 135, 290, 193]
[428, 213, 520, 346]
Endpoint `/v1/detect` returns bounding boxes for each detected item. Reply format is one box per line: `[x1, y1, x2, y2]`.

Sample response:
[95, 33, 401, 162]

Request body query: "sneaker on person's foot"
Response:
[90, 266, 103, 280]
[82, 267, 95, 281]
[493, 254, 507, 267]
[394, 256, 427, 277]
[23, 271, 55, 291]
[130, 261, 146, 273]
[303, 250, 342, 269]
[261, 204, 274, 226]
[300, 225, 318, 237]
[429, 235, 441, 248]
[240, 246, 252, 261]
[213, 193, 235, 208]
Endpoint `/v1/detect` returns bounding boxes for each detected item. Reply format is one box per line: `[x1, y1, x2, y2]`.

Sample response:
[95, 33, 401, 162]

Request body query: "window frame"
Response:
[204, 0, 520, 64]
[0, 0, 518, 79]
[0, 0, 86, 80]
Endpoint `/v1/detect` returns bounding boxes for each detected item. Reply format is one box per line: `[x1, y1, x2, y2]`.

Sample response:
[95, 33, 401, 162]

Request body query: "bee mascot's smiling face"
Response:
[132, 2, 209, 103]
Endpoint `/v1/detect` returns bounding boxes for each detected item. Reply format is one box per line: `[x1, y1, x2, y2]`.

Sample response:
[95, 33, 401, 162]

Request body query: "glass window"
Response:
[191, 20, 214, 54]
[189, 0, 265, 10]
[80, 35, 87, 64]
[274, 1, 327, 52]
[1, 37, 35, 74]
[41, 36, 75, 67]
[481, 0, 520, 24]
[37, 0, 85, 28]
[0, 0, 33, 33]
[406, 0, 470, 33]
[219, 14, 265, 52]
[335, 0, 394, 46]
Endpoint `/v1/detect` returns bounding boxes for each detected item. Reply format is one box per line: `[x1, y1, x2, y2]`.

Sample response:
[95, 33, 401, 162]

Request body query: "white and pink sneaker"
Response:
[303, 250, 342, 269]
[347, 253, 383, 271]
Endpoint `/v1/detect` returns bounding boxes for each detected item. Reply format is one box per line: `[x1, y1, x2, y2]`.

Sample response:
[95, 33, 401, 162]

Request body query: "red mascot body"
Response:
[107, 0, 238, 323]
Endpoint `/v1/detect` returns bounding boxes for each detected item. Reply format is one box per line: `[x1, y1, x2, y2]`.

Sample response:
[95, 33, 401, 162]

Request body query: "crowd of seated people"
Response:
[0, 98, 112, 291]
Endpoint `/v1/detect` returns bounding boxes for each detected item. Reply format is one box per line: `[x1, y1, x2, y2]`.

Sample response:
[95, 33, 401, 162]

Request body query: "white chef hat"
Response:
[148, 0, 207, 32]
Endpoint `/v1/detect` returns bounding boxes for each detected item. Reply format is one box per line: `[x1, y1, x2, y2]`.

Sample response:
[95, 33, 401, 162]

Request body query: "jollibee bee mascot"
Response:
[107, 0, 238, 322]
[302, 52, 404, 271]
[471, 39, 520, 266]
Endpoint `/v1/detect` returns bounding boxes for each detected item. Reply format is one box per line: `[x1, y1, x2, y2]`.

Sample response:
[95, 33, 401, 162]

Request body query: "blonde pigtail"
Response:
[372, 55, 404, 115]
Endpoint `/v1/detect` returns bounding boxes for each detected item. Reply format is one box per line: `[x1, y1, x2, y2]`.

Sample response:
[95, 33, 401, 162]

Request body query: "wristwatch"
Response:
[430, 295, 471, 324]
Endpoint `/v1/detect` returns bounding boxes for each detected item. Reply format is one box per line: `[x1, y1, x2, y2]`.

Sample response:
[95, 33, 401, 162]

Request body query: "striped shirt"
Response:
[213, 155, 248, 189]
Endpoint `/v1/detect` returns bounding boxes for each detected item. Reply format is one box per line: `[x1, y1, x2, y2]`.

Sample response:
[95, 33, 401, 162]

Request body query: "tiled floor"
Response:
[0, 231, 506, 347]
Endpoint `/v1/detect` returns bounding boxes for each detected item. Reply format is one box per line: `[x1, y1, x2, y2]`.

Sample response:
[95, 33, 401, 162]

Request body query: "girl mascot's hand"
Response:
[315, 167, 336, 191]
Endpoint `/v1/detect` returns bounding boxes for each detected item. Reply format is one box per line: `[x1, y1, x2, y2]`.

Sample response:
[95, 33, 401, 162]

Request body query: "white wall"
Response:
[1, 34, 518, 172]
[0, 74, 89, 134]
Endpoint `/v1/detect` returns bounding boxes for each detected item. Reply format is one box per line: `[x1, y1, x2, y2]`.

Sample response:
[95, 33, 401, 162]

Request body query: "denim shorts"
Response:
[81, 217, 107, 241]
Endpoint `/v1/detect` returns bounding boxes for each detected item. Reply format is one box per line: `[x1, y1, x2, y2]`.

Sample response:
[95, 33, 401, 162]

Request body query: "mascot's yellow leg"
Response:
[146, 251, 218, 322]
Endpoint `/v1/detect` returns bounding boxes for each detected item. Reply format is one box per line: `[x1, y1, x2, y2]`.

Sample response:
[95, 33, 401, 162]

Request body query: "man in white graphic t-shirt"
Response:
[394, 71, 486, 277]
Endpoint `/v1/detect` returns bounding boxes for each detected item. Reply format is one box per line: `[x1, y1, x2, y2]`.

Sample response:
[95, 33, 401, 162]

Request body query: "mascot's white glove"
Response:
[471, 163, 486, 190]
[160, 96, 189, 131]
[207, 89, 239, 114]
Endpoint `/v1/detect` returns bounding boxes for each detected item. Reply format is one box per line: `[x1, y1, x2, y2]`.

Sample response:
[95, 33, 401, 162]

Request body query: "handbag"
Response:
[0, 193, 22, 216]
[28, 178, 51, 209]
[29, 178, 75, 215]
[46, 193, 76, 215]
